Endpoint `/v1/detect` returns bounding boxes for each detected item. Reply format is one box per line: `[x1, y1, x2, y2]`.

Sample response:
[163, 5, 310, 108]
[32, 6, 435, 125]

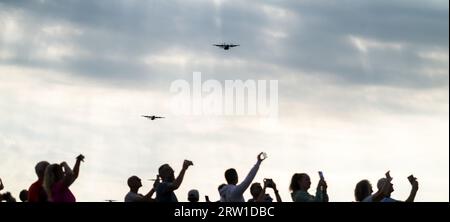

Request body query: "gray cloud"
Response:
[1, 0, 448, 89]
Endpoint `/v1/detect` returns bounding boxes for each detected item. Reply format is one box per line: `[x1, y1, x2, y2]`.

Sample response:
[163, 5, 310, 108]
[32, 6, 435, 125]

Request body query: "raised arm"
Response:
[171, 160, 193, 191]
[271, 181, 282, 202]
[405, 177, 419, 202]
[61, 162, 75, 187]
[255, 184, 267, 202]
[143, 188, 156, 202]
[372, 171, 392, 202]
[233, 153, 265, 197]
[73, 154, 84, 180]
[143, 175, 160, 202]
[315, 179, 328, 202]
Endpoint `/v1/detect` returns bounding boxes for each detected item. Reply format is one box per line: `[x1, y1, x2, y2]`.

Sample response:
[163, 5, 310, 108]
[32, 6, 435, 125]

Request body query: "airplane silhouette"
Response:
[213, 43, 240, 50]
[142, 115, 165, 120]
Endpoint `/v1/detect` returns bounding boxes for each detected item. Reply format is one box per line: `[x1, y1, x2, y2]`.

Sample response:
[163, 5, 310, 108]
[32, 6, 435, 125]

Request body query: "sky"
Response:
[0, 0, 448, 202]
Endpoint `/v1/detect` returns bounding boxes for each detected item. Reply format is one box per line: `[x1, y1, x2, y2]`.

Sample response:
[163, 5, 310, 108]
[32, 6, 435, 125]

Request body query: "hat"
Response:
[188, 189, 199, 201]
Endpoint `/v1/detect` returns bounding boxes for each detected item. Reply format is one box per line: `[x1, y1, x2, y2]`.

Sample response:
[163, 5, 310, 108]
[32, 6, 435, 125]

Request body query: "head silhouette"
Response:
[127, 176, 142, 191]
[19, 189, 28, 202]
[377, 178, 394, 196]
[250, 183, 263, 198]
[43, 164, 64, 199]
[35, 161, 50, 179]
[225, 168, 238, 185]
[355, 180, 373, 201]
[159, 164, 175, 182]
[187, 189, 199, 202]
[290, 173, 310, 192]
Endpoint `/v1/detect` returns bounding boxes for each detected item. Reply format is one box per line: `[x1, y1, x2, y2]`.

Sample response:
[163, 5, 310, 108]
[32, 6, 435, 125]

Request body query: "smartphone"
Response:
[260, 152, 268, 160]
[318, 171, 324, 180]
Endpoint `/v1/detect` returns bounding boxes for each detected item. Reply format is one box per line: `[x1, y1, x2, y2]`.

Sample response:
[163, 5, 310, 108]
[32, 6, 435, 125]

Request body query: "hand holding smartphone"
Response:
[318, 171, 324, 180]
[385, 170, 392, 182]
[264, 178, 274, 188]
[317, 171, 327, 191]
[76, 154, 85, 162]
[183, 160, 194, 169]
[259, 152, 268, 161]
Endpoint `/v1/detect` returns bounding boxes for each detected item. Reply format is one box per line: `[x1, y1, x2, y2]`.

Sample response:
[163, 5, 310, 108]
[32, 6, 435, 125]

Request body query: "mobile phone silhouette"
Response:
[318, 171, 324, 180]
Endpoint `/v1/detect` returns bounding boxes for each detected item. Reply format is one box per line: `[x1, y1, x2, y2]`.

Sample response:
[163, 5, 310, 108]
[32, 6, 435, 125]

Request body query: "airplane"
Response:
[142, 115, 165, 120]
[213, 43, 240, 50]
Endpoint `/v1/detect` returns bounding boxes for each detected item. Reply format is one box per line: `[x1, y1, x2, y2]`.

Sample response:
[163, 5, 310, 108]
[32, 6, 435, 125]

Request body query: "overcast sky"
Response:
[0, 0, 448, 202]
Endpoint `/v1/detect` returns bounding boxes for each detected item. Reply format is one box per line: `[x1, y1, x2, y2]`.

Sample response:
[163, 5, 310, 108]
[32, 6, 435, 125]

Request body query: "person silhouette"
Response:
[219, 152, 266, 202]
[355, 178, 391, 202]
[290, 173, 328, 202]
[248, 179, 282, 202]
[360, 171, 403, 202]
[187, 189, 199, 202]
[0, 178, 16, 202]
[28, 161, 49, 202]
[19, 189, 28, 202]
[156, 160, 193, 202]
[376, 173, 419, 202]
[43, 154, 84, 202]
[354, 179, 373, 202]
[124, 175, 158, 202]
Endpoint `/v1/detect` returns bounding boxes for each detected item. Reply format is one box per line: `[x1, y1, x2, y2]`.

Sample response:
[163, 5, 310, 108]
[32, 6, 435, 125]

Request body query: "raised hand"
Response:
[318, 179, 328, 190]
[183, 160, 193, 169]
[385, 170, 392, 182]
[76, 154, 85, 162]
[257, 152, 267, 162]
[408, 175, 419, 191]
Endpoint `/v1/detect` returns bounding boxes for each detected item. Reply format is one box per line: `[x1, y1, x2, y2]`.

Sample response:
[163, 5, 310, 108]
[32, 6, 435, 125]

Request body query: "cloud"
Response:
[0, 0, 447, 89]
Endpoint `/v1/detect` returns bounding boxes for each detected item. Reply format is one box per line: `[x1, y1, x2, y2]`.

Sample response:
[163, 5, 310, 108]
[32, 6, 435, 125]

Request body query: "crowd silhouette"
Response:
[0, 153, 420, 202]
